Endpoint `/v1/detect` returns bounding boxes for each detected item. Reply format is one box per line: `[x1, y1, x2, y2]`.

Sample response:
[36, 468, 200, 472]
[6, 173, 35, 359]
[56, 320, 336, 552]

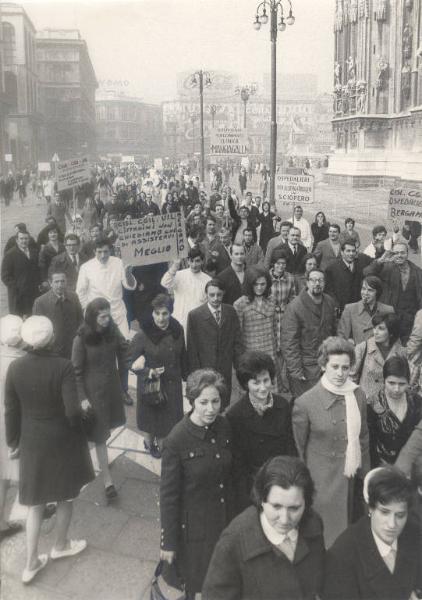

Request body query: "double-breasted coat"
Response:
[4, 350, 94, 505]
[1, 246, 40, 317]
[186, 303, 242, 409]
[129, 319, 187, 438]
[323, 515, 422, 600]
[292, 382, 370, 548]
[160, 414, 233, 593]
[225, 393, 297, 513]
[72, 324, 130, 443]
[203, 506, 325, 600]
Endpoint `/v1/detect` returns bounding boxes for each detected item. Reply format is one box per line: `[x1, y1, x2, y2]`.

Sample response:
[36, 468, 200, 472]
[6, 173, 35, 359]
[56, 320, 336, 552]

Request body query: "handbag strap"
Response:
[152, 560, 185, 590]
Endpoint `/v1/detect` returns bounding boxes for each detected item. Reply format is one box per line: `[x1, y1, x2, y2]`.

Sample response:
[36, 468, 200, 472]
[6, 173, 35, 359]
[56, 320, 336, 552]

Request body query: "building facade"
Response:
[95, 90, 162, 161]
[327, 0, 422, 186]
[1, 3, 42, 169]
[36, 29, 98, 161]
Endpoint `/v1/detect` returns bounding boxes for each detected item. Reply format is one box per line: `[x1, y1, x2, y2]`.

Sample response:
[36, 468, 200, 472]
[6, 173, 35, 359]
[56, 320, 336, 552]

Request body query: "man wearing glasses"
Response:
[50, 233, 84, 291]
[281, 269, 336, 398]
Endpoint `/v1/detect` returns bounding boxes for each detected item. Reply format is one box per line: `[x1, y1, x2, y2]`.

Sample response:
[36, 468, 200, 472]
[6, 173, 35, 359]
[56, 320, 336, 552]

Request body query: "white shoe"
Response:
[22, 554, 48, 584]
[50, 539, 87, 560]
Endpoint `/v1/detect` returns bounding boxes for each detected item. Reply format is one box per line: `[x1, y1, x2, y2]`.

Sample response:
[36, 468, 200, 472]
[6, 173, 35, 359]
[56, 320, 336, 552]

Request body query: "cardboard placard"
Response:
[275, 173, 315, 212]
[56, 156, 90, 191]
[388, 188, 422, 223]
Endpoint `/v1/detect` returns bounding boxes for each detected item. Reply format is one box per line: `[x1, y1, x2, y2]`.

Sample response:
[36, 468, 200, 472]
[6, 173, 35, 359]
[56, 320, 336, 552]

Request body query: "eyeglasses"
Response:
[308, 278, 324, 283]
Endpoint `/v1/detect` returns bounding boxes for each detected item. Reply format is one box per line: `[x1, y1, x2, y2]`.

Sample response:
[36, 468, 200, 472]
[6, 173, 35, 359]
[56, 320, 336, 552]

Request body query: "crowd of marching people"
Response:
[1, 163, 422, 598]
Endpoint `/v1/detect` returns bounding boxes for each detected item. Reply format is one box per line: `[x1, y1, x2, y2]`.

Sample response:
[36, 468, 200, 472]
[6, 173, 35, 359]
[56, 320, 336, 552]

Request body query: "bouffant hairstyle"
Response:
[185, 369, 227, 406]
[251, 456, 315, 513]
[367, 467, 414, 510]
[244, 266, 272, 301]
[317, 336, 356, 369]
[371, 313, 401, 345]
[236, 351, 275, 390]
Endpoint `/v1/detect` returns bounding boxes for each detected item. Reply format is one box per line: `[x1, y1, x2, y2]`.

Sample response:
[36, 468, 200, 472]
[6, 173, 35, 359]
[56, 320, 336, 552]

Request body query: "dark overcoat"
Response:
[160, 414, 233, 593]
[1, 246, 40, 316]
[72, 324, 129, 443]
[4, 350, 94, 505]
[186, 303, 242, 408]
[202, 505, 325, 600]
[129, 319, 187, 438]
[38, 241, 65, 281]
[217, 265, 247, 306]
[323, 515, 422, 600]
[225, 393, 297, 513]
[49, 251, 85, 291]
[324, 254, 372, 312]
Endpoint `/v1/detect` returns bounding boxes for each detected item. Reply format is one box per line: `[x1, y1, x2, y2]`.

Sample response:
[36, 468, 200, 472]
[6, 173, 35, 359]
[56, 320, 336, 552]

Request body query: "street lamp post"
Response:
[190, 112, 198, 156]
[253, 0, 295, 204]
[208, 104, 221, 128]
[235, 84, 257, 129]
[189, 70, 212, 184]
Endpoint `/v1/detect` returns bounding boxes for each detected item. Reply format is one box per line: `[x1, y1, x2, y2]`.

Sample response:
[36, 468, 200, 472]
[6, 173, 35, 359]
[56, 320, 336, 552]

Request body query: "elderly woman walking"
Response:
[5, 316, 94, 584]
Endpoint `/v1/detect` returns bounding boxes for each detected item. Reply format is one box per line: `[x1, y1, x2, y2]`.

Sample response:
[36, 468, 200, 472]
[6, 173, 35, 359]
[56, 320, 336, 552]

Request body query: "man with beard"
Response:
[281, 268, 336, 397]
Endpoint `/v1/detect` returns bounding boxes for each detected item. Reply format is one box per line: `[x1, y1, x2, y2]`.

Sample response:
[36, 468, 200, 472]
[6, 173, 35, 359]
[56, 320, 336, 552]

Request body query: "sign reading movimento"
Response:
[210, 127, 249, 156]
[114, 213, 189, 266]
[56, 156, 91, 191]
[275, 173, 315, 211]
[388, 188, 422, 223]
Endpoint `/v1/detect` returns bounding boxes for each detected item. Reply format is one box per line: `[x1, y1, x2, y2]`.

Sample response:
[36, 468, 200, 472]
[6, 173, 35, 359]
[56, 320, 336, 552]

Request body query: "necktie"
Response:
[293, 246, 297, 256]
[214, 309, 221, 325]
[278, 537, 295, 562]
[383, 547, 396, 573]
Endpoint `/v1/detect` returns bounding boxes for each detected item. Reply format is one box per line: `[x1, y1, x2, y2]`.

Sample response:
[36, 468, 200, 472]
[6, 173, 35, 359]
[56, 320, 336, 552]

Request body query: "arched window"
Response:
[2, 22, 16, 66]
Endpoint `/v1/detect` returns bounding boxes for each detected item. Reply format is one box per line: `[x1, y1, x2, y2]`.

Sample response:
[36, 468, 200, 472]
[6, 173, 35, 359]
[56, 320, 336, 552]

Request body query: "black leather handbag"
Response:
[143, 377, 167, 408]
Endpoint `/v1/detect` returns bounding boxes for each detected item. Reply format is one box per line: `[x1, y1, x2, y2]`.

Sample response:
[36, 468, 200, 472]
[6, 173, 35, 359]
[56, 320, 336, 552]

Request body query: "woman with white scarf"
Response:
[292, 336, 370, 548]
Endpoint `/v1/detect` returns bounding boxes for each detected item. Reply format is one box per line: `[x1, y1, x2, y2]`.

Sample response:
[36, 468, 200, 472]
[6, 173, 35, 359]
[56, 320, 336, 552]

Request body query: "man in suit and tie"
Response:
[186, 279, 242, 409]
[33, 269, 83, 359]
[201, 215, 230, 274]
[264, 221, 292, 270]
[1, 230, 40, 317]
[314, 223, 342, 270]
[217, 243, 248, 305]
[282, 226, 307, 275]
[49, 233, 84, 291]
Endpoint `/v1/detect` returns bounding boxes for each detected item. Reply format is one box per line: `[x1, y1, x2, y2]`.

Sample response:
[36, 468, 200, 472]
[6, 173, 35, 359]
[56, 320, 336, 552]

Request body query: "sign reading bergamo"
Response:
[56, 156, 91, 191]
[209, 127, 248, 156]
[275, 173, 315, 212]
[388, 188, 422, 223]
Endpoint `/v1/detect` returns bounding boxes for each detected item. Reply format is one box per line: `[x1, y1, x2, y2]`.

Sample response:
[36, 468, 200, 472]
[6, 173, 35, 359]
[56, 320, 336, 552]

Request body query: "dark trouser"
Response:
[120, 368, 128, 393]
[287, 364, 321, 401]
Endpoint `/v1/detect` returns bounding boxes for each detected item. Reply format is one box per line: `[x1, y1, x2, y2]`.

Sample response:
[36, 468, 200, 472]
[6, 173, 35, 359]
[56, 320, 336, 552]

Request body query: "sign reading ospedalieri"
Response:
[210, 127, 249, 156]
[388, 188, 422, 223]
[114, 213, 188, 266]
[56, 156, 91, 191]
[275, 173, 315, 212]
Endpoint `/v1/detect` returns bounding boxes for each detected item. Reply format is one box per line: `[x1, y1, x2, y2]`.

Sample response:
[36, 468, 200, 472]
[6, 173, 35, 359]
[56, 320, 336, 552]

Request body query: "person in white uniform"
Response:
[289, 205, 313, 251]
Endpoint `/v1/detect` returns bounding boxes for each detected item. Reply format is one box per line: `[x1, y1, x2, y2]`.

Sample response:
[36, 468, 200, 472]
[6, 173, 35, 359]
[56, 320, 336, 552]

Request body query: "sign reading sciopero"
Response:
[210, 127, 249, 156]
[114, 213, 188, 266]
[275, 173, 315, 211]
[388, 188, 422, 223]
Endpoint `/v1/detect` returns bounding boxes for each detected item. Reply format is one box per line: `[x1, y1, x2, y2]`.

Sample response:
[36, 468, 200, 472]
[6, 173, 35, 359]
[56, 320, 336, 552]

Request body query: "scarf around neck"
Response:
[320, 373, 361, 478]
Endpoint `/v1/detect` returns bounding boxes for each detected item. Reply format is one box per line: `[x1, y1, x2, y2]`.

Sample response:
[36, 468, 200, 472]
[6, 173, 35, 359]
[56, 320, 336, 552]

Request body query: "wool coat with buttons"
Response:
[292, 381, 370, 548]
[160, 414, 233, 594]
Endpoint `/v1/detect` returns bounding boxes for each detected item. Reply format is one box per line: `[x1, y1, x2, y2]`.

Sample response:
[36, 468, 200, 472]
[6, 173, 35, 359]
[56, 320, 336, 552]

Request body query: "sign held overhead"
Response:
[56, 156, 91, 191]
[275, 173, 315, 213]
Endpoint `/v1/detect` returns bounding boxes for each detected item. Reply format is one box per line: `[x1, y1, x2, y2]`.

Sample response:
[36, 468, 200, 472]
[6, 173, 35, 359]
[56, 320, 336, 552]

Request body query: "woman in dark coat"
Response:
[203, 456, 325, 600]
[311, 211, 329, 251]
[323, 466, 421, 600]
[72, 297, 130, 501]
[5, 316, 94, 584]
[38, 225, 65, 285]
[257, 201, 276, 253]
[226, 351, 297, 514]
[129, 293, 187, 458]
[159, 368, 233, 598]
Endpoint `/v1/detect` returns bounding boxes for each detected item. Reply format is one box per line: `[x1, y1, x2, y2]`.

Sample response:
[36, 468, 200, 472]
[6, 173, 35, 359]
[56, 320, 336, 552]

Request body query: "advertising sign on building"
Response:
[115, 213, 188, 266]
[275, 173, 315, 212]
[56, 156, 91, 191]
[210, 127, 249, 156]
[388, 188, 422, 223]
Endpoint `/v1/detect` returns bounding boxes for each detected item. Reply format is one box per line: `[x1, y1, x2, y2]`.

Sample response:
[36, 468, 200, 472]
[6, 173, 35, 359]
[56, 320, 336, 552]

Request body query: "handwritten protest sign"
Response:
[388, 188, 422, 224]
[56, 156, 90, 191]
[210, 127, 249, 156]
[115, 213, 188, 266]
[275, 173, 314, 213]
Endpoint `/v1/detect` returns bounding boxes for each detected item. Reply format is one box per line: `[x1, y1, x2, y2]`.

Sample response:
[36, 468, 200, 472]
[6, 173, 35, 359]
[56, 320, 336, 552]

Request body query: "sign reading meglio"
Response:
[275, 173, 315, 210]
[56, 156, 91, 191]
[388, 188, 422, 222]
[114, 213, 188, 266]
[210, 127, 248, 155]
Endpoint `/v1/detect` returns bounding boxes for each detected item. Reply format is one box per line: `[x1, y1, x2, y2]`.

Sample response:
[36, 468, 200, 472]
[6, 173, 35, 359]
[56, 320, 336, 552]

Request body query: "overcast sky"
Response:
[21, 0, 335, 103]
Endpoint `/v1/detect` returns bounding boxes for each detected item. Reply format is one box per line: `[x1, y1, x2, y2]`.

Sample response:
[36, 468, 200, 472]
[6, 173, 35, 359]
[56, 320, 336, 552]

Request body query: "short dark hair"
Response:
[47, 225, 60, 236]
[372, 225, 387, 237]
[345, 217, 355, 226]
[242, 227, 254, 236]
[65, 233, 80, 244]
[251, 456, 315, 513]
[15, 222, 27, 233]
[306, 268, 325, 281]
[341, 237, 357, 250]
[300, 252, 318, 274]
[236, 350, 275, 390]
[271, 248, 289, 265]
[367, 466, 414, 509]
[188, 246, 204, 261]
[94, 235, 113, 250]
[49, 268, 67, 281]
[151, 293, 172, 313]
[205, 278, 226, 293]
[362, 276, 383, 300]
[371, 313, 401, 344]
[185, 368, 227, 406]
[382, 355, 410, 381]
[244, 266, 272, 300]
[329, 223, 341, 233]
[206, 215, 217, 224]
[280, 221, 293, 229]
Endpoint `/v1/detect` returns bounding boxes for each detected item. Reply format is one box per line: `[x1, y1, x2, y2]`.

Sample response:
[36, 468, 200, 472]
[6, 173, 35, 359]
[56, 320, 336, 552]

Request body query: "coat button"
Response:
[216, 454, 221, 459]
